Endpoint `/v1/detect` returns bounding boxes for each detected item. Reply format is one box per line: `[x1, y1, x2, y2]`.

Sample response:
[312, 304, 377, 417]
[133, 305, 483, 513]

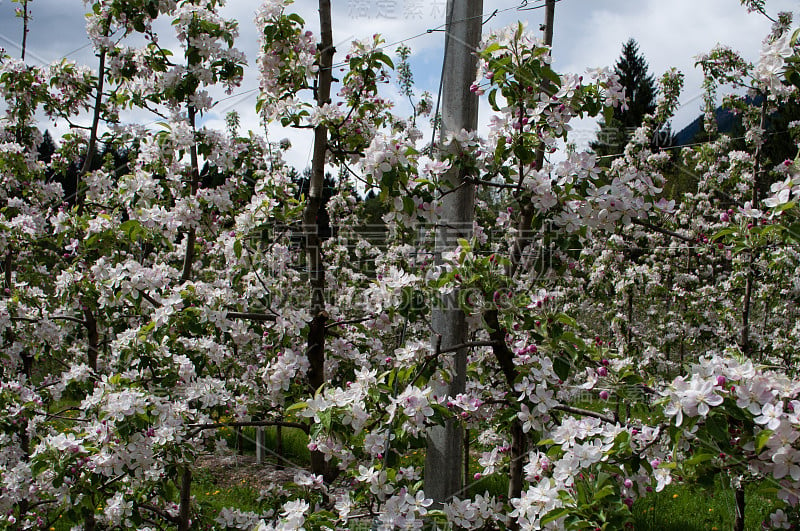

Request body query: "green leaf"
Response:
[540, 508, 570, 526]
[553, 355, 571, 381]
[555, 313, 577, 328]
[786, 223, 800, 243]
[711, 227, 737, 241]
[495, 135, 507, 163]
[285, 401, 308, 413]
[483, 42, 501, 55]
[704, 414, 728, 442]
[233, 239, 242, 259]
[488, 89, 499, 111]
[594, 484, 616, 501]
[402, 196, 415, 215]
[684, 452, 714, 466]
[540, 66, 562, 87]
[374, 52, 394, 69]
[603, 105, 614, 126]
[792, 27, 800, 46]
[755, 429, 773, 454]
[287, 13, 305, 26]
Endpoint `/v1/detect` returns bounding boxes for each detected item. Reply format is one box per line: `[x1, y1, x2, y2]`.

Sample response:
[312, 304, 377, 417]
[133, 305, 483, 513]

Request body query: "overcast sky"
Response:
[0, 0, 796, 171]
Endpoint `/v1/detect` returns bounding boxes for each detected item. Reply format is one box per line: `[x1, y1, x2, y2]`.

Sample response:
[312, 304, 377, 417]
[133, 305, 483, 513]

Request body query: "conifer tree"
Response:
[591, 39, 662, 159]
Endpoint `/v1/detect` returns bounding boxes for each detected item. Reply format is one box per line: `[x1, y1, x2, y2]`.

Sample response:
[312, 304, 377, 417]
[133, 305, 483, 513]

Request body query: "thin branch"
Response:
[466, 177, 525, 191]
[631, 218, 694, 243]
[188, 420, 308, 434]
[51, 315, 89, 325]
[226, 312, 277, 322]
[438, 340, 499, 355]
[136, 290, 277, 323]
[552, 405, 616, 424]
[137, 503, 180, 525]
[27, 499, 57, 510]
[34, 411, 90, 423]
[137, 289, 161, 308]
[11, 315, 87, 325]
[325, 316, 373, 329]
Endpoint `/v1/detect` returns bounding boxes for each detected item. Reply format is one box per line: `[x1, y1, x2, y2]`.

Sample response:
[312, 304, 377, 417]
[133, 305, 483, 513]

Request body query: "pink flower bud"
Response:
[624, 497, 634, 508]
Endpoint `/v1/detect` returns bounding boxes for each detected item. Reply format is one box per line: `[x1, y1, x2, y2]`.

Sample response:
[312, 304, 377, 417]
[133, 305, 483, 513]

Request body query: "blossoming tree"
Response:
[1, 0, 800, 529]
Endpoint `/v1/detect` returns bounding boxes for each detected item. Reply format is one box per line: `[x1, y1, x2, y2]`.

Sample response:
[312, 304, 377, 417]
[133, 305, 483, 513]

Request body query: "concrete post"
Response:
[424, 0, 483, 505]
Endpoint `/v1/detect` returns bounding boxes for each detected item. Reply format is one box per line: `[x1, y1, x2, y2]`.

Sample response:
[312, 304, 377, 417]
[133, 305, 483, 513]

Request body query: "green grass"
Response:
[220, 425, 311, 466]
[467, 471, 509, 499]
[463, 471, 780, 529]
[633, 478, 781, 530]
[193, 468, 264, 515]
[238, 425, 311, 465]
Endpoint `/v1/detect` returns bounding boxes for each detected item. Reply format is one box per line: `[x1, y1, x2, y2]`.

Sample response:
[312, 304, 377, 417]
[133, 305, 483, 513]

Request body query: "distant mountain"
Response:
[674, 94, 763, 146]
[674, 106, 739, 146]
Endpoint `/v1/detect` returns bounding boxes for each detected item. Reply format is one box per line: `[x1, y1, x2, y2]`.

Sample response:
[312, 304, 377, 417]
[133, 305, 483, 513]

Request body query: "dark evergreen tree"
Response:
[590, 39, 671, 159]
[614, 39, 657, 130]
[294, 168, 337, 241]
[37, 130, 55, 164]
[38, 132, 136, 206]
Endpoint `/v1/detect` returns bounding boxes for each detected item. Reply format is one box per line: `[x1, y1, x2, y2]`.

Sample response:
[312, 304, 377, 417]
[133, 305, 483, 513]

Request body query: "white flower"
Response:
[772, 446, 800, 481]
[335, 492, 353, 520]
[770, 509, 791, 529]
[103, 492, 133, 526]
[739, 201, 762, 218]
[764, 179, 792, 208]
[653, 467, 672, 492]
[277, 499, 308, 530]
[215, 507, 262, 530]
[755, 402, 784, 431]
[357, 465, 393, 500]
[676, 376, 723, 418]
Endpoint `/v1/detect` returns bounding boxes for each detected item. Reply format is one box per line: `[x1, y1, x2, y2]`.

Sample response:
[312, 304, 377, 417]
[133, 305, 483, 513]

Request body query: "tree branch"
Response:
[226, 312, 277, 322]
[438, 340, 499, 355]
[188, 420, 309, 435]
[552, 405, 617, 424]
[631, 218, 694, 243]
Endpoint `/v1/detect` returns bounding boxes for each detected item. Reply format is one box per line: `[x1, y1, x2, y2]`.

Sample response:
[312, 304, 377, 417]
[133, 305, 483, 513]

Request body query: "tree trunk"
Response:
[305, 0, 336, 483]
[84, 305, 99, 371]
[276, 424, 284, 470]
[741, 97, 767, 358]
[78, 46, 107, 206]
[181, 104, 201, 282]
[177, 467, 192, 531]
[508, 419, 527, 505]
[734, 484, 745, 531]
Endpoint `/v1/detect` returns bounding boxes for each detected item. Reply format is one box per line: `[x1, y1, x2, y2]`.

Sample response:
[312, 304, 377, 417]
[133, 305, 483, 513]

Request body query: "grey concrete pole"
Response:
[424, 0, 483, 505]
